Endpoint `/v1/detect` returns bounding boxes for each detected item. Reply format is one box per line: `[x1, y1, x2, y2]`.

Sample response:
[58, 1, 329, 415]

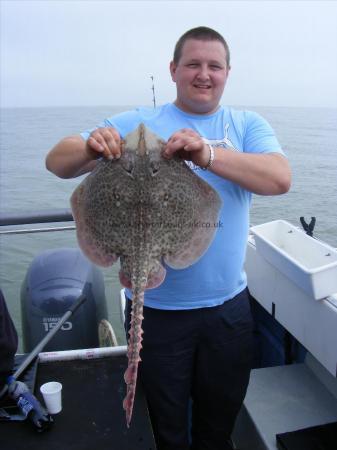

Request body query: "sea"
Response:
[1, 105, 336, 350]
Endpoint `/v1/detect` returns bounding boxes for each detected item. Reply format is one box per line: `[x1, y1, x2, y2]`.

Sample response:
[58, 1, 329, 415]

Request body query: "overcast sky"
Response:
[1, 0, 337, 108]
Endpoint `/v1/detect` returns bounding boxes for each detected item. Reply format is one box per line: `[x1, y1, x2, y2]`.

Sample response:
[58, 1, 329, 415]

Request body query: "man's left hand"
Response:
[163, 129, 211, 169]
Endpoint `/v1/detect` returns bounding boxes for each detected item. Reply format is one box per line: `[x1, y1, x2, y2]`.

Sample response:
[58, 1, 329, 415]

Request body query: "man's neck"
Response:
[173, 100, 220, 115]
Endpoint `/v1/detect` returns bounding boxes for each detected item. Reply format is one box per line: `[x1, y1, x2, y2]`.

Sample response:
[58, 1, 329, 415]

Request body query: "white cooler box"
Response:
[250, 220, 337, 300]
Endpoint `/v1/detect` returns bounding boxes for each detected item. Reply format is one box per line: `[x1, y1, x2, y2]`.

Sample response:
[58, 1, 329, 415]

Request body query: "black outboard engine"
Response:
[21, 248, 108, 352]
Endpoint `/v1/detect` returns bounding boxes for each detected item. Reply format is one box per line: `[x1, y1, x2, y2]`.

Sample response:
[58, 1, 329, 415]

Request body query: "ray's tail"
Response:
[123, 287, 145, 427]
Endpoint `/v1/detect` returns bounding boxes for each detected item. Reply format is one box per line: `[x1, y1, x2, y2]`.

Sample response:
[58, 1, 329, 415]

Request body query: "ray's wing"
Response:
[157, 159, 222, 269]
[71, 158, 136, 267]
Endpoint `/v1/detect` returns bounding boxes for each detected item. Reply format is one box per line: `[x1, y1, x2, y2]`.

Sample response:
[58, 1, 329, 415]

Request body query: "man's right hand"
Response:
[46, 127, 123, 179]
[87, 127, 122, 160]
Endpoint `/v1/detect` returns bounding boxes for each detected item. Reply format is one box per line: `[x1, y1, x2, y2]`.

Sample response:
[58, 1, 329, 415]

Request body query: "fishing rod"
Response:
[0, 294, 86, 399]
[150, 75, 156, 108]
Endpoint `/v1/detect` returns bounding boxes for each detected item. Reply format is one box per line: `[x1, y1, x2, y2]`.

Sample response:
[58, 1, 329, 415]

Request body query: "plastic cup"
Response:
[40, 381, 62, 414]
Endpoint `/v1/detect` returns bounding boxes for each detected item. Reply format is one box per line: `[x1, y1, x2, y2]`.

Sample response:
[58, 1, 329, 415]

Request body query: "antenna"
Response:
[150, 75, 156, 109]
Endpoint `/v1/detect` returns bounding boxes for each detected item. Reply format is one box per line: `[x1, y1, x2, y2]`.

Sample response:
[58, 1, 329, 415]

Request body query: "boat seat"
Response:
[232, 358, 337, 449]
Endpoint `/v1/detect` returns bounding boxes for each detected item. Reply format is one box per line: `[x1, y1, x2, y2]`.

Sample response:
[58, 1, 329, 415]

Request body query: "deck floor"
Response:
[0, 355, 156, 450]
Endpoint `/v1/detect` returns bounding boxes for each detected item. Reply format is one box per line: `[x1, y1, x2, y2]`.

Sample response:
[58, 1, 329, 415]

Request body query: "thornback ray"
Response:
[70, 123, 222, 427]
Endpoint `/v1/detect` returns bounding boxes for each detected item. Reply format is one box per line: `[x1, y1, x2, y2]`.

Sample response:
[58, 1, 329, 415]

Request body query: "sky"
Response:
[1, 0, 337, 108]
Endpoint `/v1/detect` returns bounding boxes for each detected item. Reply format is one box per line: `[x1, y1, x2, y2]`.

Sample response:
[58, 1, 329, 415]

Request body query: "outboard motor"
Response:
[21, 248, 108, 352]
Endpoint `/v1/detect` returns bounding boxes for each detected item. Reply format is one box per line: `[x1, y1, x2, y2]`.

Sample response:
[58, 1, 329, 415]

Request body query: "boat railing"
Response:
[0, 209, 75, 235]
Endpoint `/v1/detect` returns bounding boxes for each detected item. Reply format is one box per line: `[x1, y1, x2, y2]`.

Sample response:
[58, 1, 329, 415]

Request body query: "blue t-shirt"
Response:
[81, 103, 283, 309]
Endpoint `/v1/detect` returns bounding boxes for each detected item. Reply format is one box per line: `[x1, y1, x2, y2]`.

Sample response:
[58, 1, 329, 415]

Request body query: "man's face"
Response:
[170, 39, 230, 115]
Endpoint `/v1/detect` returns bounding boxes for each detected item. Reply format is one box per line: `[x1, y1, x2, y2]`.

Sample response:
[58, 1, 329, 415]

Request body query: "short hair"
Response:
[173, 26, 230, 67]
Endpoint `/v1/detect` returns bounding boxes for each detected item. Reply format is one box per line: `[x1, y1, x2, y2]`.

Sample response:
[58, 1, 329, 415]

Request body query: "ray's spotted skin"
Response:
[70, 124, 221, 427]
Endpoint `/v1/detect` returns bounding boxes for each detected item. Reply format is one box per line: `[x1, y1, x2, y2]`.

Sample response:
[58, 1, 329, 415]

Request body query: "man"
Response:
[46, 27, 291, 450]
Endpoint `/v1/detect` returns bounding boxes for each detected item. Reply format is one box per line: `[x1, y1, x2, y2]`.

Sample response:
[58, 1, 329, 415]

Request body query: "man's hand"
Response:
[163, 129, 210, 168]
[46, 127, 123, 179]
[87, 127, 122, 160]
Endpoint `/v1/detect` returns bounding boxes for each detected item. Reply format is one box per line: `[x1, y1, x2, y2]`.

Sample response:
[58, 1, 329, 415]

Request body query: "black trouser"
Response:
[125, 288, 254, 450]
[0, 289, 18, 391]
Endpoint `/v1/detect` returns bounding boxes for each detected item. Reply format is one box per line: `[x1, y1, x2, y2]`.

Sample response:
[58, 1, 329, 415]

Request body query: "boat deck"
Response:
[0, 355, 156, 450]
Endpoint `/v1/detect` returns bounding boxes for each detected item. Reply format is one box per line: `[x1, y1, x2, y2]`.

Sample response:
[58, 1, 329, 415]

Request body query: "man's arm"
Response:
[45, 127, 122, 179]
[45, 135, 96, 178]
[164, 129, 291, 195]
[210, 148, 291, 195]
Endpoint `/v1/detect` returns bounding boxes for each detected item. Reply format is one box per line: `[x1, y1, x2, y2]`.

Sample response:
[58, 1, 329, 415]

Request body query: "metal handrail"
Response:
[0, 209, 75, 235]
